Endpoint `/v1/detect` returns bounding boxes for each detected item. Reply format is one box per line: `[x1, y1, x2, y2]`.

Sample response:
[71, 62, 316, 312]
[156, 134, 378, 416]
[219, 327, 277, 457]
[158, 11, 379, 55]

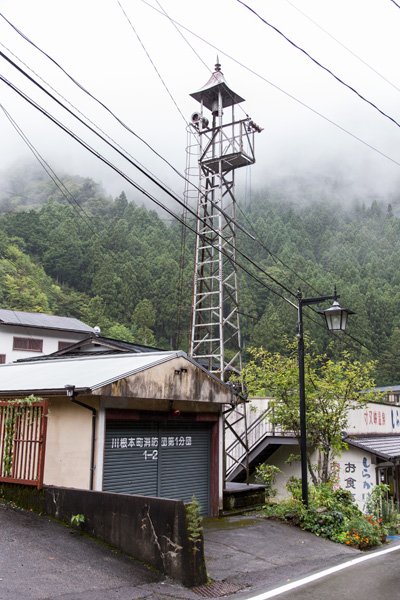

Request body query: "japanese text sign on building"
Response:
[110, 435, 192, 450]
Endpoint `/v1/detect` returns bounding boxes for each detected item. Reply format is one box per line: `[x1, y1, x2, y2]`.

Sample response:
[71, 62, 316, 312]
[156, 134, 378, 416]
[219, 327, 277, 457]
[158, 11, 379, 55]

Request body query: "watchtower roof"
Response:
[190, 61, 245, 111]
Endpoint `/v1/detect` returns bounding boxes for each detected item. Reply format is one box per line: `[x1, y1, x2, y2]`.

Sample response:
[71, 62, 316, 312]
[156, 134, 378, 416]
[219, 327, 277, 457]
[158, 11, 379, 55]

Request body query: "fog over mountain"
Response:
[1, 0, 400, 207]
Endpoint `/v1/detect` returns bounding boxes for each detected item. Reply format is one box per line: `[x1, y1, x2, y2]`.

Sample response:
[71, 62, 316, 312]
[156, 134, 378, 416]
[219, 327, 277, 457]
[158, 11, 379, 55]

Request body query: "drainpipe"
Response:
[64, 384, 96, 491]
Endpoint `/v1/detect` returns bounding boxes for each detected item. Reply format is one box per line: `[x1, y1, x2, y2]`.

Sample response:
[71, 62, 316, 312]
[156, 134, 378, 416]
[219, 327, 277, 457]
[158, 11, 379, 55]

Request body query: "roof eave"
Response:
[345, 436, 398, 461]
[0, 322, 94, 334]
[0, 387, 91, 398]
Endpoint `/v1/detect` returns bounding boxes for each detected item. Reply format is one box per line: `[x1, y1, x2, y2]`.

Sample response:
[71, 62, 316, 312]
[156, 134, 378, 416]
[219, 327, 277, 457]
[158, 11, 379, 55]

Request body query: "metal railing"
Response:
[225, 406, 290, 480]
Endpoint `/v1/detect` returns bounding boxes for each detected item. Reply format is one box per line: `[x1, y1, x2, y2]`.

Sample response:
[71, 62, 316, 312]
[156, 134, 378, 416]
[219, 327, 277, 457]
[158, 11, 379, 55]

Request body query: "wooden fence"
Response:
[0, 399, 48, 488]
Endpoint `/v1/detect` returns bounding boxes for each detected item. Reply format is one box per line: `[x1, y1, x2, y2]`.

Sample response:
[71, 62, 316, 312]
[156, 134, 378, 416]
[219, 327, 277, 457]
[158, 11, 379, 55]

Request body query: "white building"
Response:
[227, 398, 400, 511]
[0, 308, 94, 364]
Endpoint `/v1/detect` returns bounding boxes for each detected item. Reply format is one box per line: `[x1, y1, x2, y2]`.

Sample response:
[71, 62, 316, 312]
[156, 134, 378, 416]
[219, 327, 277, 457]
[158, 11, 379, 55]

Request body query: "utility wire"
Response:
[116, 0, 187, 123]
[154, 0, 210, 72]
[0, 38, 186, 210]
[0, 60, 385, 361]
[0, 13, 194, 196]
[389, 0, 400, 8]
[135, 2, 400, 346]
[5, 5, 399, 184]
[5, 0, 393, 317]
[285, 0, 400, 96]
[3, 10, 400, 246]
[0, 103, 101, 238]
[236, 0, 400, 131]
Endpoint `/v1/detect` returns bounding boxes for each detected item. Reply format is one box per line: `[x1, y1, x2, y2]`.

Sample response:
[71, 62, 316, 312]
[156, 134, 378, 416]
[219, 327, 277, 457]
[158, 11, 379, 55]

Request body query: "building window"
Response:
[58, 341, 72, 351]
[13, 337, 43, 352]
[0, 355, 5, 364]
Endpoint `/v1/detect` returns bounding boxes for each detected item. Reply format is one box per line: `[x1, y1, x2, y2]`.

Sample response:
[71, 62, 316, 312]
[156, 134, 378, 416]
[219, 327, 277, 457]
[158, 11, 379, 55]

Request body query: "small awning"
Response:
[345, 435, 400, 461]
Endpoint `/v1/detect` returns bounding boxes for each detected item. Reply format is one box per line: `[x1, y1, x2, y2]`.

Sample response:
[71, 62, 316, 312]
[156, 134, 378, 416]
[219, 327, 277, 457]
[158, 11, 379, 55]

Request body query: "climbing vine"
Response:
[2, 395, 42, 476]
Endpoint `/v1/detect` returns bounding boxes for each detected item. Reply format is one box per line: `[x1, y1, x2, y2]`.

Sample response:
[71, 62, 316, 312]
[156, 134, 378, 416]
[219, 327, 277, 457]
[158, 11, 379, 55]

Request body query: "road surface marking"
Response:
[247, 543, 400, 600]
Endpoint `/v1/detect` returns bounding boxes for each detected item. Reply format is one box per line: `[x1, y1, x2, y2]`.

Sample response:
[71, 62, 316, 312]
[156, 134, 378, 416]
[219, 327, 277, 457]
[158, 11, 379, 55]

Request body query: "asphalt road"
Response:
[2, 501, 396, 600]
[256, 545, 400, 600]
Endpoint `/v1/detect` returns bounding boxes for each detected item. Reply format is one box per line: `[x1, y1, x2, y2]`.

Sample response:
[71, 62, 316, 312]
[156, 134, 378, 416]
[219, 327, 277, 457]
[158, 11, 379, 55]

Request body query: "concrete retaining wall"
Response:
[44, 486, 207, 588]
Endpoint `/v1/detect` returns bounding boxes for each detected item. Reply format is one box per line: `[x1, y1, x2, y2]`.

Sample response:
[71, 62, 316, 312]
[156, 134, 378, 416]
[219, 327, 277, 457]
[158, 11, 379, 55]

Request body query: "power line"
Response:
[116, 0, 187, 123]
[0, 38, 186, 209]
[3, 5, 400, 266]
[285, 0, 400, 96]
[389, 0, 400, 8]
[0, 12, 349, 343]
[0, 103, 101, 238]
[236, 0, 400, 131]
[0, 30, 282, 309]
[0, 13, 193, 196]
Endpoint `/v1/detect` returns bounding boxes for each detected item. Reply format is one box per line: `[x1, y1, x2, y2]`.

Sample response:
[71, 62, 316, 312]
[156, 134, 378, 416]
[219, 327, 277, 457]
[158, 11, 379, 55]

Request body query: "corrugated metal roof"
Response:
[0, 309, 94, 333]
[16, 334, 164, 362]
[370, 385, 400, 393]
[57, 334, 162, 353]
[346, 435, 400, 460]
[0, 351, 181, 394]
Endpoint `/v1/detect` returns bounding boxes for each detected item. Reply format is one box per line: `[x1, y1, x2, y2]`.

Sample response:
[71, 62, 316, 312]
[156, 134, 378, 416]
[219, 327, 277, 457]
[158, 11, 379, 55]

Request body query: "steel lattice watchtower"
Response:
[188, 61, 261, 381]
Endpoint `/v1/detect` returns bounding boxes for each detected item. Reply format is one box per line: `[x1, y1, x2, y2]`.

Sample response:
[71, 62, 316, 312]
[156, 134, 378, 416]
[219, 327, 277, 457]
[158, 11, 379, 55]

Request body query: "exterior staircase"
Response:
[225, 403, 296, 482]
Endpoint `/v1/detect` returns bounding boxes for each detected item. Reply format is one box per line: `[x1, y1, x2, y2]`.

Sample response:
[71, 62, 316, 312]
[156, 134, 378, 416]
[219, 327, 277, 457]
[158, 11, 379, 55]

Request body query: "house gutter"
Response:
[65, 385, 96, 491]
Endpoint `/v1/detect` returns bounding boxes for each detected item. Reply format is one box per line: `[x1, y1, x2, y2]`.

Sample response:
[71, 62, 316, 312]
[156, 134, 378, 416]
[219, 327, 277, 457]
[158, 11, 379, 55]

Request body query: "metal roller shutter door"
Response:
[103, 421, 159, 496]
[103, 420, 211, 516]
[159, 422, 210, 516]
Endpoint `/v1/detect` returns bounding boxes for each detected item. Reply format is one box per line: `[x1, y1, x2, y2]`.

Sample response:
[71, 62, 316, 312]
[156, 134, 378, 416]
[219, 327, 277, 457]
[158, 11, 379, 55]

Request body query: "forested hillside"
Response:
[1, 164, 399, 385]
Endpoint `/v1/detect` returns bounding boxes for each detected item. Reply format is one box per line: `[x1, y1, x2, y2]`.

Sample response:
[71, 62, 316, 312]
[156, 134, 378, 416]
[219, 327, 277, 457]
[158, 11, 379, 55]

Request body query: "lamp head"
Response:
[318, 299, 354, 332]
[64, 384, 75, 398]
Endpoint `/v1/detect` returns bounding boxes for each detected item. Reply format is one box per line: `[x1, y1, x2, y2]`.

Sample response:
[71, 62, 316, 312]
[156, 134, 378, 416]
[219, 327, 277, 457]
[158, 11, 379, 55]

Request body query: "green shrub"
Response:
[345, 515, 381, 548]
[255, 464, 280, 498]
[264, 480, 383, 548]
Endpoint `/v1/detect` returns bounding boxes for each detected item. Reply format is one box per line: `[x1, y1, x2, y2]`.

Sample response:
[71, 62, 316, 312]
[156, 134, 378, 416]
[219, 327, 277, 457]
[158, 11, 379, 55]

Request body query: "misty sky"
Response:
[1, 0, 400, 206]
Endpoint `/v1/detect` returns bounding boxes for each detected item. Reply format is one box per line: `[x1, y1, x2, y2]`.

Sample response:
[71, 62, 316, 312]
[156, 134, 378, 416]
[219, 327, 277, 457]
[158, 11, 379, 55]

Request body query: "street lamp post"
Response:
[296, 287, 354, 506]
